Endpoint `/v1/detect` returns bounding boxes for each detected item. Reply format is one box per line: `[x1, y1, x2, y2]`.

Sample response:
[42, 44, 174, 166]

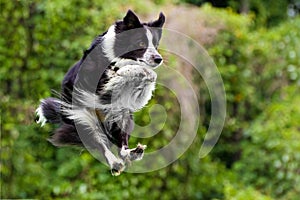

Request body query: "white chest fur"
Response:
[102, 65, 157, 111]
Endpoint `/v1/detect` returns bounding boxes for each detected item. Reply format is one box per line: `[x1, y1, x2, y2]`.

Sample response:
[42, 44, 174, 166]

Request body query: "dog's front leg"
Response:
[118, 129, 147, 162]
[115, 114, 147, 163]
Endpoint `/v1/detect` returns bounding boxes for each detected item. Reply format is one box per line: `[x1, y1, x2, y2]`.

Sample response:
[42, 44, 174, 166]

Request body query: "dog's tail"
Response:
[36, 97, 62, 126]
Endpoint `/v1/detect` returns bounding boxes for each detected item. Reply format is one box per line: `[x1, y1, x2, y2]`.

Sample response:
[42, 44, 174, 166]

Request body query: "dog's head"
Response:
[102, 10, 165, 69]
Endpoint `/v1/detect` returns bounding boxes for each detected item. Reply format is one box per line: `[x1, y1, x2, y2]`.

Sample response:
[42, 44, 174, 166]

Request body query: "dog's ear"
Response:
[148, 12, 165, 28]
[123, 10, 141, 28]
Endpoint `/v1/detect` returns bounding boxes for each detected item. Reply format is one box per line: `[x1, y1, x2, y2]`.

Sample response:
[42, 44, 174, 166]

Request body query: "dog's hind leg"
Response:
[78, 127, 126, 176]
[83, 126, 126, 176]
[101, 144, 126, 176]
[48, 123, 83, 146]
[62, 108, 126, 175]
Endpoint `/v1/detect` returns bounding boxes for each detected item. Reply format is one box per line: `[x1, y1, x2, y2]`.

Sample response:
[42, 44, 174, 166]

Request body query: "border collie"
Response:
[36, 10, 165, 176]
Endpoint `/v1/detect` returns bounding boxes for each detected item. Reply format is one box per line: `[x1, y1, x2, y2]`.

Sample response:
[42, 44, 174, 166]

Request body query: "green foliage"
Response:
[204, 8, 300, 167]
[234, 86, 300, 199]
[248, 0, 290, 27]
[224, 183, 273, 200]
[200, 5, 300, 199]
[1, 1, 299, 199]
[181, 0, 291, 27]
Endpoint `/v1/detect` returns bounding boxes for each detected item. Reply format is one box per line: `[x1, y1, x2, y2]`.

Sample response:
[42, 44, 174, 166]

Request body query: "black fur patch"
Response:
[48, 124, 82, 146]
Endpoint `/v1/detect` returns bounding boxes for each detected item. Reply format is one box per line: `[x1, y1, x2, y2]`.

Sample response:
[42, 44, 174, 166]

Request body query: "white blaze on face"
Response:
[146, 28, 155, 49]
[143, 28, 162, 68]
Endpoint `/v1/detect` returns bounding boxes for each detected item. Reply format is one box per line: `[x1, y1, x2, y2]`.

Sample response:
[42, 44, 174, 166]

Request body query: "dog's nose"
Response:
[154, 55, 163, 64]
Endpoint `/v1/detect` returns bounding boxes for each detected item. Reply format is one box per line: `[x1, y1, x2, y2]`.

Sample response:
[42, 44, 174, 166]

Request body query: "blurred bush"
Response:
[234, 86, 300, 199]
[181, 0, 291, 27]
[1, 0, 300, 199]
[200, 5, 300, 199]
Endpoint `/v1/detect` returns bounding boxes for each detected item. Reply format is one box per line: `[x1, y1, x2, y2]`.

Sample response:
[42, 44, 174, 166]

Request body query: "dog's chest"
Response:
[100, 65, 157, 111]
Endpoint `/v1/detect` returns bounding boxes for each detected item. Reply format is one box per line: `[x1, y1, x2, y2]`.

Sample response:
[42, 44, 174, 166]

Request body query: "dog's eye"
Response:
[139, 41, 146, 48]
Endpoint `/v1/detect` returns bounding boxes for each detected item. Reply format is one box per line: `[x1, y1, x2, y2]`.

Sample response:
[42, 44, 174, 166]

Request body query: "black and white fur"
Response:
[36, 10, 165, 175]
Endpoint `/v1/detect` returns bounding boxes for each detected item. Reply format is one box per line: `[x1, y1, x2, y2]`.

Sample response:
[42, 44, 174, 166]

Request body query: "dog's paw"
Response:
[111, 160, 125, 176]
[120, 147, 132, 164]
[120, 143, 147, 162]
[130, 143, 147, 161]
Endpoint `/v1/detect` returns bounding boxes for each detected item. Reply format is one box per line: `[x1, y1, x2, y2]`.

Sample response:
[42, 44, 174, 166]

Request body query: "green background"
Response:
[1, 0, 300, 199]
